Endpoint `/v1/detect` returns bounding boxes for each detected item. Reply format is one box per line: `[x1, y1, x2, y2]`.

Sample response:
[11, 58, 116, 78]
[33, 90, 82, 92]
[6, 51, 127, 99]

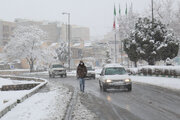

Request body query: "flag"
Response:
[125, 3, 128, 15]
[119, 4, 121, 16]
[113, 4, 116, 29]
[114, 4, 116, 16]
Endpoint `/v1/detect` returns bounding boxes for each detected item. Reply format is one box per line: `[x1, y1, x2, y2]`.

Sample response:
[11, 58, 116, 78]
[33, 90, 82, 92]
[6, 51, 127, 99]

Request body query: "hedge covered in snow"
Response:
[127, 66, 180, 77]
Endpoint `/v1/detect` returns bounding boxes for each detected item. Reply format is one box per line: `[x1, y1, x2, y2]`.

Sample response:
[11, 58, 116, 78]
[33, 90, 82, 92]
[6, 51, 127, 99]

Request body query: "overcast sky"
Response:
[0, 0, 179, 37]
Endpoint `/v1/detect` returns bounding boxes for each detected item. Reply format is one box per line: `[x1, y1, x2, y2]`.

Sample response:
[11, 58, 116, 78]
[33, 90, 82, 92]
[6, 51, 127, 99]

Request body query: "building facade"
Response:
[0, 20, 16, 46]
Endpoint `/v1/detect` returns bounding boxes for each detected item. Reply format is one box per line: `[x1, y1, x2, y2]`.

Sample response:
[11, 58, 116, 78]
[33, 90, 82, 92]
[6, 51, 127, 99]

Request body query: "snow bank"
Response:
[67, 70, 76, 76]
[130, 76, 180, 91]
[0, 69, 29, 72]
[0, 77, 39, 88]
[1, 86, 71, 120]
[0, 90, 29, 106]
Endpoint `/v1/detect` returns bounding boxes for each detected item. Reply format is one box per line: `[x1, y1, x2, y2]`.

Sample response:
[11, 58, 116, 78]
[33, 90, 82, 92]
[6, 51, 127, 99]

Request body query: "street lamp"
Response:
[62, 12, 71, 71]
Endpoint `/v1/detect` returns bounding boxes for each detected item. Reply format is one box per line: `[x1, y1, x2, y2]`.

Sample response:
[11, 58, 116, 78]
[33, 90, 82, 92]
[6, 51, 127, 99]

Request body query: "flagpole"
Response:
[114, 29, 117, 63]
[113, 4, 117, 63]
[119, 4, 123, 65]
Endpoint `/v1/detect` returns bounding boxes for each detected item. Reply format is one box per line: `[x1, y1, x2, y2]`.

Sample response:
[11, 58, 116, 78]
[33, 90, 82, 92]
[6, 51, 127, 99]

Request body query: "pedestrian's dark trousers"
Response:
[79, 78, 85, 92]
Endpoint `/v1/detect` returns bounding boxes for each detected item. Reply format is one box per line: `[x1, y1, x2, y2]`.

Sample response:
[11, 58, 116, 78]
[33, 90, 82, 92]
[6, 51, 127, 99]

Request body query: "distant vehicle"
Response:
[98, 64, 132, 92]
[86, 66, 95, 79]
[49, 64, 67, 78]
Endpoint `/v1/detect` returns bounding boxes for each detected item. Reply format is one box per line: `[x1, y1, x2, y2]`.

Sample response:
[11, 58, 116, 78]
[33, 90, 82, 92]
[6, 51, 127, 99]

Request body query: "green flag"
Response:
[113, 4, 116, 29]
[114, 4, 116, 16]
[125, 3, 128, 15]
[119, 4, 121, 15]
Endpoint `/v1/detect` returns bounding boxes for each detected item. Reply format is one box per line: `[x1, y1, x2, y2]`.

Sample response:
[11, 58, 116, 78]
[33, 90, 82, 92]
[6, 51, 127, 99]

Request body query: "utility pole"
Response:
[62, 12, 71, 71]
[151, 0, 154, 28]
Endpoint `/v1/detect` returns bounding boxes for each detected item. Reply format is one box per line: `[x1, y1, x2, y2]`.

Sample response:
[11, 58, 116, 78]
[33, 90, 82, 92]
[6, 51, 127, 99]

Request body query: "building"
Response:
[60, 24, 90, 43]
[0, 18, 91, 69]
[15, 19, 61, 43]
[0, 20, 16, 46]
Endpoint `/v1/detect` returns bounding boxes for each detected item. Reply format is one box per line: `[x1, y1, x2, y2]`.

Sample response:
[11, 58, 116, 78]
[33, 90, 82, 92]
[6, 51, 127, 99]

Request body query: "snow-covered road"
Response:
[1, 72, 180, 120]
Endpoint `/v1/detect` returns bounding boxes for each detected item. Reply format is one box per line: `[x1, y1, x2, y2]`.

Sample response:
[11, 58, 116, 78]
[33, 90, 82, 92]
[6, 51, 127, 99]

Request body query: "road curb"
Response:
[63, 85, 78, 120]
[0, 75, 48, 118]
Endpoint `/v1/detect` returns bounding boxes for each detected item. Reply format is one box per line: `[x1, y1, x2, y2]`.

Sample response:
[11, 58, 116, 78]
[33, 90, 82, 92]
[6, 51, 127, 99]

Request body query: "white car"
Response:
[86, 66, 95, 79]
[49, 64, 67, 78]
[98, 64, 132, 92]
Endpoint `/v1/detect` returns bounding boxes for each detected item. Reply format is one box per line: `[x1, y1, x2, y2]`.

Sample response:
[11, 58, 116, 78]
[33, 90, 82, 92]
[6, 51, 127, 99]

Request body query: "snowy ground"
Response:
[0, 67, 180, 119]
[0, 78, 41, 108]
[0, 77, 40, 88]
[0, 69, 29, 72]
[22, 70, 77, 76]
[1, 84, 72, 120]
[20, 68, 180, 91]
[130, 76, 180, 90]
[72, 93, 97, 120]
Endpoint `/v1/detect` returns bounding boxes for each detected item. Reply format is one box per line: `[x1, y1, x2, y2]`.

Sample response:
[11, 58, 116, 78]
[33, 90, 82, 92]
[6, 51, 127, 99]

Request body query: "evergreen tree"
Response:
[124, 17, 179, 65]
[124, 38, 139, 67]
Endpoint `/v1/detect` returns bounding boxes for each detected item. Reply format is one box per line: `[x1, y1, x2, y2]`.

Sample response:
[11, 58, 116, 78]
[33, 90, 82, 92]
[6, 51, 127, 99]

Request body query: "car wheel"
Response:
[127, 84, 132, 91]
[99, 81, 102, 89]
[102, 83, 107, 92]
[103, 86, 107, 92]
[49, 74, 51, 78]
[52, 74, 55, 78]
[64, 74, 67, 77]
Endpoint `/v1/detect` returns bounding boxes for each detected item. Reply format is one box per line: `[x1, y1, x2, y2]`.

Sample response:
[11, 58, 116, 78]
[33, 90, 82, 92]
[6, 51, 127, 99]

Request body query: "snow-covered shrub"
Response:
[164, 69, 169, 76]
[128, 65, 180, 77]
[141, 68, 148, 75]
[169, 69, 176, 77]
[147, 68, 152, 75]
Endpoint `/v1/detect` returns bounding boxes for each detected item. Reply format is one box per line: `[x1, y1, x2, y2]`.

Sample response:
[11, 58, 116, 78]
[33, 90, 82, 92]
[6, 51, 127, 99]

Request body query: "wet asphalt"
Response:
[26, 74, 180, 120]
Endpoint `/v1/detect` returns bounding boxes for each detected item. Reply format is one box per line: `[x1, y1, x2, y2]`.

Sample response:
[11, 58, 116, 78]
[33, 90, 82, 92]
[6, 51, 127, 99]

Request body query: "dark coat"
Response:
[77, 63, 87, 78]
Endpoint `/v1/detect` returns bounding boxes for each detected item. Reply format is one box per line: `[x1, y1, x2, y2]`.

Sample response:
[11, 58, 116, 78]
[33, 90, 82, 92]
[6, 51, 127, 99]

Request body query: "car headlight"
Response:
[105, 79, 112, 83]
[124, 79, 131, 82]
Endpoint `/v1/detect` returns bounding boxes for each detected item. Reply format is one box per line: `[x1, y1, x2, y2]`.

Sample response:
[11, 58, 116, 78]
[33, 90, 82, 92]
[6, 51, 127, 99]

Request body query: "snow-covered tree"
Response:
[144, 0, 180, 39]
[43, 45, 58, 66]
[105, 50, 111, 64]
[124, 17, 179, 65]
[124, 38, 139, 67]
[56, 41, 68, 64]
[4, 25, 47, 72]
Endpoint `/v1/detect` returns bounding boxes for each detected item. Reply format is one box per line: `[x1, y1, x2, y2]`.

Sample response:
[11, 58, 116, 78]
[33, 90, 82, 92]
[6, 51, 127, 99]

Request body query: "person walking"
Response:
[77, 61, 87, 92]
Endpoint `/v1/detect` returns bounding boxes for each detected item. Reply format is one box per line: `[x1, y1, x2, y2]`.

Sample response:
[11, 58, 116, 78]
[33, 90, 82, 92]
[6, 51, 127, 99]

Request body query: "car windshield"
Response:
[87, 67, 93, 70]
[52, 64, 64, 68]
[105, 67, 126, 75]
